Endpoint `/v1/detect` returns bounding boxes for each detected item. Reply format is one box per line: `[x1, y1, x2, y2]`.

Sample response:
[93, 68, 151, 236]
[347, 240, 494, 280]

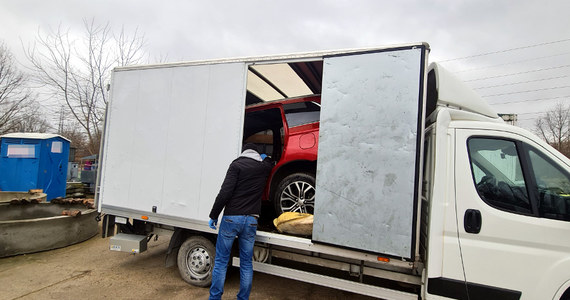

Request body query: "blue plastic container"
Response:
[0, 133, 70, 201]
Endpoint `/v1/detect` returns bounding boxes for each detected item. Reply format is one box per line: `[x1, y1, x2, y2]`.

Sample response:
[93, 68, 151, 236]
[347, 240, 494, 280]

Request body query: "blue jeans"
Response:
[209, 215, 257, 300]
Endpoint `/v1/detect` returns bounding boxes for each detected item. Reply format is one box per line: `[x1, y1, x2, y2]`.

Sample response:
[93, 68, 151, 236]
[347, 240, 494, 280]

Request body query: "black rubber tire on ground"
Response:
[177, 236, 215, 287]
[273, 172, 316, 215]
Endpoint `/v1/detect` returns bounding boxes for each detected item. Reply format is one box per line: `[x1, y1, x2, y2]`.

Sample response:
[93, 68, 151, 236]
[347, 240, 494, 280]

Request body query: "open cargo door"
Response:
[98, 63, 247, 220]
[313, 45, 428, 259]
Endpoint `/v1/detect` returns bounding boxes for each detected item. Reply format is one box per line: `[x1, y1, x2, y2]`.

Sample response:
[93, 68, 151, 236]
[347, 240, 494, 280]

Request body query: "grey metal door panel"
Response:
[313, 48, 425, 258]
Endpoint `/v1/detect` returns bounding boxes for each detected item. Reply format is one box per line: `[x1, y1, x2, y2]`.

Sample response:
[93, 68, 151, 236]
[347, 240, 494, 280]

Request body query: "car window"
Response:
[283, 102, 320, 128]
[468, 138, 532, 214]
[528, 148, 570, 221]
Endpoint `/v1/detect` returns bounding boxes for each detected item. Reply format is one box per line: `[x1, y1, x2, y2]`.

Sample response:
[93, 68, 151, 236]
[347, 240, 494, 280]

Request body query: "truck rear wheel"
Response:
[274, 172, 316, 215]
[177, 236, 215, 287]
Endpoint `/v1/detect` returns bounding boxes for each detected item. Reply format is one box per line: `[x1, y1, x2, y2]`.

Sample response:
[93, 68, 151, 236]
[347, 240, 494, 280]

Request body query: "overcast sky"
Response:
[2, 0, 570, 131]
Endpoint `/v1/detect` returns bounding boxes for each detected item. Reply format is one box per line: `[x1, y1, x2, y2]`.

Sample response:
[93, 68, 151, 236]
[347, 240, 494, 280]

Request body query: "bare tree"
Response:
[59, 122, 89, 160]
[535, 101, 570, 156]
[12, 102, 53, 133]
[25, 19, 145, 154]
[0, 42, 37, 135]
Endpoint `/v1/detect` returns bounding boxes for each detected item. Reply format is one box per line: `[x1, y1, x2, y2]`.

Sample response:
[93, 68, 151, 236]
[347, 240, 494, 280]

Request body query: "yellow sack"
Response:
[273, 212, 313, 236]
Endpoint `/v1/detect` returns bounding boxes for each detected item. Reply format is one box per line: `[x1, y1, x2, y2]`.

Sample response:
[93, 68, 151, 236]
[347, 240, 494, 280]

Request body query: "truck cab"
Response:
[422, 65, 570, 299]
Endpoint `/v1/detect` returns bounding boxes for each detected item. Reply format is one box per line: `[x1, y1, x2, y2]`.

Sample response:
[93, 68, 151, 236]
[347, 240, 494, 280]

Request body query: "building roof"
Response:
[0, 132, 71, 142]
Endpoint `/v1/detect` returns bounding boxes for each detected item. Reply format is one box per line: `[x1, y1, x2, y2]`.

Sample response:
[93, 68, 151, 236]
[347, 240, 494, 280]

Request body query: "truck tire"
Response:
[177, 236, 215, 287]
[274, 172, 316, 215]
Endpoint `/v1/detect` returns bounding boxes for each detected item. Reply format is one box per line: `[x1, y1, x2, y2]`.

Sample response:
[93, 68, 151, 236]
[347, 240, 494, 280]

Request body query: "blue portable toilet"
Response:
[0, 133, 71, 201]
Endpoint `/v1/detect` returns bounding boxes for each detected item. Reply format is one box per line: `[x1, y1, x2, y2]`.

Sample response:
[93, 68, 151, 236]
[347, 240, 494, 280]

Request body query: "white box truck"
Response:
[97, 43, 570, 299]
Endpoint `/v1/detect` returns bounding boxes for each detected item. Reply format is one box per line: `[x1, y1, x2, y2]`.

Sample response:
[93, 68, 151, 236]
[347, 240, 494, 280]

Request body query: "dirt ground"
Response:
[0, 224, 378, 300]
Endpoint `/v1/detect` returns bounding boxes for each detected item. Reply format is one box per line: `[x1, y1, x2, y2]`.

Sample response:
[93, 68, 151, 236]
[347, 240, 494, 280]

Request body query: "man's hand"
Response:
[209, 218, 218, 230]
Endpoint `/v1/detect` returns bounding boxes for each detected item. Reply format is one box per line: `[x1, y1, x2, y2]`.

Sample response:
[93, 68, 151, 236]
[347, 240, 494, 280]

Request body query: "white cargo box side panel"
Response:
[99, 63, 246, 220]
[313, 47, 425, 258]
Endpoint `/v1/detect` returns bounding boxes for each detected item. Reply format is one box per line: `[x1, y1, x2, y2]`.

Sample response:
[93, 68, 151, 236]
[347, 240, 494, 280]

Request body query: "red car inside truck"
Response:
[243, 95, 320, 215]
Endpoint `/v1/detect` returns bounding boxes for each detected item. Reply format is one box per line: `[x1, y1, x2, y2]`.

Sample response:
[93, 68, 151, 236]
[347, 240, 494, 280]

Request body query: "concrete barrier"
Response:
[0, 191, 47, 203]
[0, 203, 98, 257]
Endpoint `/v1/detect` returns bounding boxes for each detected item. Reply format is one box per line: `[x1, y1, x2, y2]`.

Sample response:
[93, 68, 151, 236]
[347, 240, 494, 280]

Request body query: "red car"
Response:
[243, 95, 320, 215]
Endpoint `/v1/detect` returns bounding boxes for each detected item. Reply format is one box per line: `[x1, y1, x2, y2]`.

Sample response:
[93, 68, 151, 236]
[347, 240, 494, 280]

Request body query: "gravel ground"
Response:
[0, 224, 378, 300]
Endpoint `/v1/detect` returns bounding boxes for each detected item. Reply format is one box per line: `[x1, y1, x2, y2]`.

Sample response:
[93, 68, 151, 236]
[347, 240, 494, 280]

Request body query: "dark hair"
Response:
[242, 143, 260, 153]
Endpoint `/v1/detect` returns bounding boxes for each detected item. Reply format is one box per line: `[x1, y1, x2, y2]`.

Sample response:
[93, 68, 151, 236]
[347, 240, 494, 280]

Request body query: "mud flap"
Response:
[165, 229, 184, 268]
[102, 214, 115, 238]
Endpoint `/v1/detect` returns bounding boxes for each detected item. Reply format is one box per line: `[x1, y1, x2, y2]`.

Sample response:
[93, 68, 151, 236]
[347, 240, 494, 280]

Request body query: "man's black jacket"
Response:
[209, 155, 273, 220]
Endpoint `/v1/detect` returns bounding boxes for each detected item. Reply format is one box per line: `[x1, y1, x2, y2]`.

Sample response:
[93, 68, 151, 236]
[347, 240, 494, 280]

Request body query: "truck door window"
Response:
[468, 138, 532, 214]
[527, 148, 570, 221]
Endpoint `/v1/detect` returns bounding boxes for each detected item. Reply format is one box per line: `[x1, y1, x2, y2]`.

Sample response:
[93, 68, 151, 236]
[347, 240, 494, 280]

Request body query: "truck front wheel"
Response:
[177, 236, 215, 287]
[274, 172, 316, 215]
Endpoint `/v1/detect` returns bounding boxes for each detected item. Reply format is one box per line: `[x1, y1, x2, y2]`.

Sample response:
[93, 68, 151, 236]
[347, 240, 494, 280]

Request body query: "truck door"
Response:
[454, 128, 570, 300]
[99, 63, 247, 219]
[313, 45, 428, 258]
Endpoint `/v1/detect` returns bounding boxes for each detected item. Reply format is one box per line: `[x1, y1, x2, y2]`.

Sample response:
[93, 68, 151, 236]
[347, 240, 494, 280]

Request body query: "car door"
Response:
[454, 128, 570, 300]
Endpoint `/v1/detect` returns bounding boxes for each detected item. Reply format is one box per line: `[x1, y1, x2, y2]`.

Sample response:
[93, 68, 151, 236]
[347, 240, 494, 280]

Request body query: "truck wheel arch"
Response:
[535, 259, 570, 300]
[166, 229, 216, 268]
[554, 280, 570, 300]
[561, 288, 570, 300]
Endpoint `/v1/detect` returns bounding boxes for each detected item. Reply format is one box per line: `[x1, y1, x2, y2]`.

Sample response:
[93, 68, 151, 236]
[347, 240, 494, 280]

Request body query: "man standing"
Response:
[208, 143, 273, 300]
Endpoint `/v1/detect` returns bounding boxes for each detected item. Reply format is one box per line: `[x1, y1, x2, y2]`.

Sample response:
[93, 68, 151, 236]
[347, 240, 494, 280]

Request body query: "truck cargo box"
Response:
[98, 43, 428, 259]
